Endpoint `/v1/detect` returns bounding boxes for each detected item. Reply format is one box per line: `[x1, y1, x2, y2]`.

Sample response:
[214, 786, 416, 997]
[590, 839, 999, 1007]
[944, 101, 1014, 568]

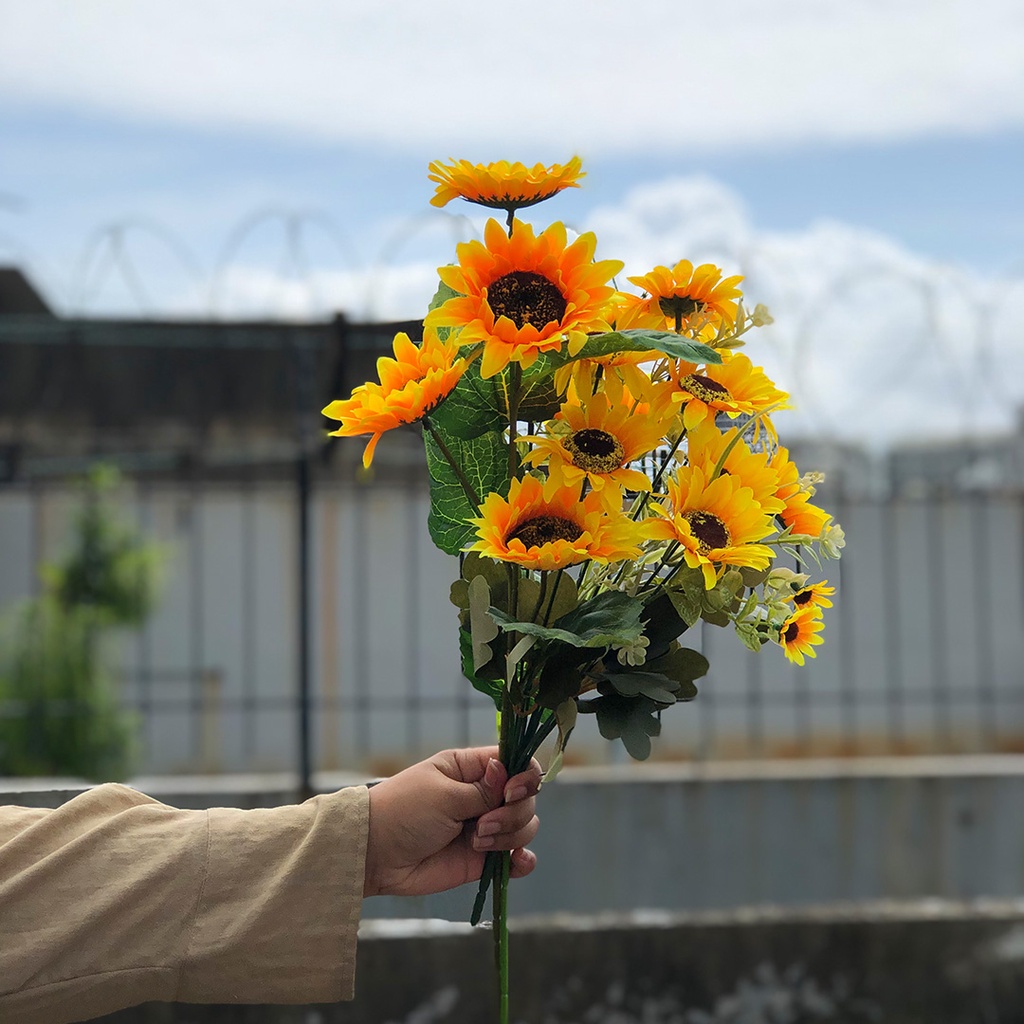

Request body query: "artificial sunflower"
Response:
[622, 260, 744, 338]
[644, 465, 776, 589]
[789, 580, 835, 612]
[322, 329, 464, 468]
[667, 351, 790, 432]
[428, 157, 584, 213]
[425, 218, 622, 378]
[469, 474, 642, 571]
[552, 348, 662, 406]
[522, 390, 677, 505]
[778, 607, 826, 665]
[769, 447, 832, 538]
[684, 420, 786, 516]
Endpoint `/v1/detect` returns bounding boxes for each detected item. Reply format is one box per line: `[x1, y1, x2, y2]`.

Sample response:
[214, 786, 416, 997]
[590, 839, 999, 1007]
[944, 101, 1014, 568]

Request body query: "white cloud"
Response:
[588, 178, 1024, 449]
[2, 0, 1023, 152]
[201, 177, 1024, 450]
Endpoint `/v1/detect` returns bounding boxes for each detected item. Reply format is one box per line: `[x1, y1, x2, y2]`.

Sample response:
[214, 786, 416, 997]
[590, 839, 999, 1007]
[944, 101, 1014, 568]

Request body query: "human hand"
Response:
[362, 747, 542, 898]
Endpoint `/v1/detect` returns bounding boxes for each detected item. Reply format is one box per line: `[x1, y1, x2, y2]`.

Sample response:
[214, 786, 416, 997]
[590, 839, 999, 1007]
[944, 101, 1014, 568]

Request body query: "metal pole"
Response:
[297, 444, 313, 801]
[295, 335, 316, 802]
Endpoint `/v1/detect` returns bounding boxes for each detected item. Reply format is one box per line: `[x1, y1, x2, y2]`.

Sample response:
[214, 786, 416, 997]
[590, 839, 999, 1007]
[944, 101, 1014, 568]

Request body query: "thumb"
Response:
[443, 754, 507, 822]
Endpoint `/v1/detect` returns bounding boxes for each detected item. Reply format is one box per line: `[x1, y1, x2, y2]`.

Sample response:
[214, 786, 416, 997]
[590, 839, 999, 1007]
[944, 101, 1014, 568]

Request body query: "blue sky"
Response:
[2, 0, 1023, 446]
[3, 107, 1022, 307]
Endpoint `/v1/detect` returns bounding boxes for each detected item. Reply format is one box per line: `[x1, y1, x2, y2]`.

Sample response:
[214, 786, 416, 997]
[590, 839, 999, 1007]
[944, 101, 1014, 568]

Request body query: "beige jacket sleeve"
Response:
[0, 782, 370, 1024]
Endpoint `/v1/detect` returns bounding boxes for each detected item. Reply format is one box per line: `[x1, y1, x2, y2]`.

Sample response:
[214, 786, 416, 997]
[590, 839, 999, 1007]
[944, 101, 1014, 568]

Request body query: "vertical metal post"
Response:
[925, 494, 952, 750]
[971, 493, 997, 749]
[241, 476, 256, 761]
[294, 334, 316, 802]
[297, 443, 313, 800]
[189, 474, 205, 764]
[836, 481, 857, 754]
[881, 495, 905, 750]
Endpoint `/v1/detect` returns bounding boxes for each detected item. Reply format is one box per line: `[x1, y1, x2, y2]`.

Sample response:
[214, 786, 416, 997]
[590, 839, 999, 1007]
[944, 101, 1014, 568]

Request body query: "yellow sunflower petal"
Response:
[424, 218, 620, 380]
[469, 475, 641, 570]
[322, 329, 464, 467]
[429, 157, 585, 211]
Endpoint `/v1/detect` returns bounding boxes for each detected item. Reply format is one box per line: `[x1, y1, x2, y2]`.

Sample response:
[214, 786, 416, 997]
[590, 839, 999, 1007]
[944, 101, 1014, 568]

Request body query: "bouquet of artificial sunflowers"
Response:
[324, 157, 843, 1023]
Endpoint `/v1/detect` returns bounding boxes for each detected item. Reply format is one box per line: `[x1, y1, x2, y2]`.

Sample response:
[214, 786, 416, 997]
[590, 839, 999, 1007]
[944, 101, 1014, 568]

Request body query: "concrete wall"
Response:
[7, 756, 1024, 922]
[79, 903, 1024, 1023]
[9, 760, 1024, 1020]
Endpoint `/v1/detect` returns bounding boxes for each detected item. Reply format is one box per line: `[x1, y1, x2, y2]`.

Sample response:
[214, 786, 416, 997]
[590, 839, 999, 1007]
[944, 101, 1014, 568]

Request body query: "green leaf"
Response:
[460, 551, 507, 590]
[647, 644, 707, 700]
[468, 576, 499, 672]
[428, 279, 461, 311]
[740, 565, 771, 588]
[701, 608, 731, 627]
[582, 693, 662, 761]
[640, 593, 691, 658]
[517, 371, 562, 422]
[506, 634, 536, 678]
[543, 748, 565, 784]
[427, 280, 462, 343]
[468, 327, 724, 408]
[555, 698, 578, 746]
[598, 669, 680, 705]
[535, 646, 595, 709]
[665, 586, 702, 628]
[424, 426, 509, 555]
[702, 582, 732, 612]
[543, 698, 578, 785]
[524, 570, 579, 626]
[735, 621, 764, 653]
[459, 629, 503, 708]
[489, 589, 644, 650]
[721, 570, 745, 597]
[430, 358, 507, 440]
[662, 565, 707, 627]
[450, 578, 470, 611]
[463, 356, 562, 426]
[574, 330, 722, 365]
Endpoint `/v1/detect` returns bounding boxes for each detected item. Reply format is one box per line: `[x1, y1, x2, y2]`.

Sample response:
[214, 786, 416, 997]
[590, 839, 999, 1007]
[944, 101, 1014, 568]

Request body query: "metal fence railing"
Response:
[2, 312, 1023, 781]
[2, 474, 1023, 779]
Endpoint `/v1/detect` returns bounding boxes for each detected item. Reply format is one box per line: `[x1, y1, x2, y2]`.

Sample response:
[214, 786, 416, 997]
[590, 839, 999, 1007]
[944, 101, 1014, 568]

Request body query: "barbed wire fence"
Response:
[3, 201, 1022, 446]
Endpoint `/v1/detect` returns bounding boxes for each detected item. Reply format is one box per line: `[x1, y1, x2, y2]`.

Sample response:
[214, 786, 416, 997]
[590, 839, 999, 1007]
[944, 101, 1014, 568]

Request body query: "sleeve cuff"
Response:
[178, 785, 370, 1005]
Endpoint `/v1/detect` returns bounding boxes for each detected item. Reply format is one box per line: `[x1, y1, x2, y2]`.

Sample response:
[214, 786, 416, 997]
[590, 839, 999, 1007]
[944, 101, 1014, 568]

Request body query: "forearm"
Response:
[0, 783, 369, 1024]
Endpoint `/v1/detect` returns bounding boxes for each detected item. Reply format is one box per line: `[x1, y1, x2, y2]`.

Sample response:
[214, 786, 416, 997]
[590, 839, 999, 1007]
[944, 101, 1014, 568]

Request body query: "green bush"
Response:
[0, 599, 138, 779]
[0, 466, 161, 779]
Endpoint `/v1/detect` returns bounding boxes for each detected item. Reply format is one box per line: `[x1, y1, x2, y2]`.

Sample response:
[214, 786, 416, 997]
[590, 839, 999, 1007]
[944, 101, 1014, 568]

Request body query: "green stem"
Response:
[494, 657, 515, 1024]
[507, 362, 522, 481]
[422, 416, 480, 509]
[494, 850, 511, 1024]
[640, 540, 681, 594]
[529, 570, 549, 625]
[514, 706, 547, 769]
[542, 568, 564, 626]
[630, 427, 686, 522]
[523, 713, 558, 765]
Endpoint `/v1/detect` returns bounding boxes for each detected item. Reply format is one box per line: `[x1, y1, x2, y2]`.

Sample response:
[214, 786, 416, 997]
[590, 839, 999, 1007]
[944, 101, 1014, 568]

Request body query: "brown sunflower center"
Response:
[783, 620, 801, 643]
[682, 510, 731, 553]
[488, 271, 567, 330]
[563, 428, 625, 474]
[681, 373, 731, 405]
[659, 295, 704, 320]
[506, 514, 583, 549]
[792, 589, 813, 606]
